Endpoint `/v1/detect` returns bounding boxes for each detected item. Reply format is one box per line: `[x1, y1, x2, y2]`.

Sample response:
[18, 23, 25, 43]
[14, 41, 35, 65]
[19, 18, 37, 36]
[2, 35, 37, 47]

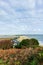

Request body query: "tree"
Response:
[19, 39, 30, 46]
[15, 39, 30, 48]
[30, 38, 39, 45]
[15, 38, 39, 48]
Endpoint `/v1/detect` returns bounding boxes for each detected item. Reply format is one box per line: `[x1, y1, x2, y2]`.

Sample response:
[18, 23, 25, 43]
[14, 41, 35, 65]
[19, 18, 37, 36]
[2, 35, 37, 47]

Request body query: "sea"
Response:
[0, 34, 43, 46]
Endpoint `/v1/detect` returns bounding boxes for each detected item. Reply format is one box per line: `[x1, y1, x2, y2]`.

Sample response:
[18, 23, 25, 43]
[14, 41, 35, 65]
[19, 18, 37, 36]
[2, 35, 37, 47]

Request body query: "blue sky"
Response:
[0, 0, 43, 35]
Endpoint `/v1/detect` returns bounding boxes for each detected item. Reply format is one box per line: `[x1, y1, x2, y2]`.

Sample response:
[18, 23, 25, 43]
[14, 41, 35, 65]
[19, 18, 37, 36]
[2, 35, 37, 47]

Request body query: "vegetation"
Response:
[15, 38, 39, 48]
[0, 39, 13, 49]
[0, 48, 43, 65]
[0, 37, 43, 65]
[30, 38, 39, 45]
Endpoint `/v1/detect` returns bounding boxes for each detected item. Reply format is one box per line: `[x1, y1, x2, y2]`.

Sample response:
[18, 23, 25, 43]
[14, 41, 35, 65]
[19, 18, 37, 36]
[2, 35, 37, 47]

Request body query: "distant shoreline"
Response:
[0, 35, 43, 46]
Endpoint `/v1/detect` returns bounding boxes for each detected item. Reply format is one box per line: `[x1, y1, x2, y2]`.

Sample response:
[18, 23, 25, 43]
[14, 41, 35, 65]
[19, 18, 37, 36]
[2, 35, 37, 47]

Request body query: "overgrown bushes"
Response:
[30, 38, 39, 45]
[0, 48, 43, 65]
[0, 38, 39, 49]
[15, 38, 39, 48]
[0, 39, 13, 49]
[0, 37, 42, 65]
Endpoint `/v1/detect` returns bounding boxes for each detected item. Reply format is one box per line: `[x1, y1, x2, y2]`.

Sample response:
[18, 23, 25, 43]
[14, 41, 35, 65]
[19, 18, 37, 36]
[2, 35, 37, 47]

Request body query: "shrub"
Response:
[30, 38, 39, 45]
[20, 39, 30, 46]
[15, 44, 22, 49]
[15, 38, 39, 48]
[0, 48, 43, 65]
[25, 55, 39, 65]
[0, 39, 13, 49]
[15, 39, 30, 48]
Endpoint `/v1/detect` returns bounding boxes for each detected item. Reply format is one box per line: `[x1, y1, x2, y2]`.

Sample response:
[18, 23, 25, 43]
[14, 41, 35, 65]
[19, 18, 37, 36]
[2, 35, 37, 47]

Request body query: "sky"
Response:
[0, 0, 43, 35]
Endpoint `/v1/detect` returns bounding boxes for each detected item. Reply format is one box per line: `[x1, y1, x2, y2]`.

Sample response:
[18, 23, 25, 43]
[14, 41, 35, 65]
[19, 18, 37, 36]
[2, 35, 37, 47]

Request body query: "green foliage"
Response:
[30, 59, 38, 65]
[14, 61, 21, 65]
[0, 59, 8, 65]
[22, 54, 39, 65]
[15, 44, 22, 49]
[15, 39, 30, 48]
[30, 38, 39, 45]
[15, 38, 39, 48]
[38, 52, 43, 60]
[19, 39, 30, 46]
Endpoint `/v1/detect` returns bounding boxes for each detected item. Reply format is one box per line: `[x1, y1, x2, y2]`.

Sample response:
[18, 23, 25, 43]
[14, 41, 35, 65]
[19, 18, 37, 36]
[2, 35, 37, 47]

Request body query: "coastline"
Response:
[39, 41, 43, 46]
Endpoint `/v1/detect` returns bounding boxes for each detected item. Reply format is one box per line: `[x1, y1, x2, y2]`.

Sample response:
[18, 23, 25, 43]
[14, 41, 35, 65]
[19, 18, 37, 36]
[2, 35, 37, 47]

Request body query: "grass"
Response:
[0, 47, 43, 65]
[0, 37, 43, 65]
[0, 59, 5, 65]
[0, 38, 12, 40]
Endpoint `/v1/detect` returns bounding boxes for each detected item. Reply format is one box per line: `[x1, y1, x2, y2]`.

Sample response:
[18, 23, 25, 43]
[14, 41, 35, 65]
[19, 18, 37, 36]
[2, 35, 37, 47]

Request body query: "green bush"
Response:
[15, 39, 30, 48]
[22, 54, 39, 65]
[19, 39, 30, 46]
[15, 38, 39, 48]
[30, 38, 39, 45]
[38, 52, 43, 61]
[15, 44, 22, 49]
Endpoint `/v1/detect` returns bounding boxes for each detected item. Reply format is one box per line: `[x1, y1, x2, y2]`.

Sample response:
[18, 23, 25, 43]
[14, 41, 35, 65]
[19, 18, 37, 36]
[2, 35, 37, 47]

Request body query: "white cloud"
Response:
[38, 0, 42, 5]
[0, 0, 43, 34]
[0, 9, 8, 15]
[33, 29, 41, 32]
[0, 0, 9, 7]
[0, 0, 36, 19]
[9, 0, 35, 9]
[19, 25, 27, 31]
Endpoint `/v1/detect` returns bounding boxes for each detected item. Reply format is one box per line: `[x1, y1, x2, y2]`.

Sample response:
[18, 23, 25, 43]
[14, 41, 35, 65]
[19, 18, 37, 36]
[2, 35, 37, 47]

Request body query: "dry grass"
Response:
[0, 47, 43, 65]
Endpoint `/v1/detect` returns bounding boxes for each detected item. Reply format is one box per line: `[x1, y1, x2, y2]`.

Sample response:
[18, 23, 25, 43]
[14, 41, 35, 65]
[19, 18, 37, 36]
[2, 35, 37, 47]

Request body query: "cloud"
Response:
[9, 0, 35, 9]
[0, 0, 43, 34]
[0, 0, 8, 6]
[33, 29, 41, 32]
[0, 9, 8, 15]
[38, 0, 42, 5]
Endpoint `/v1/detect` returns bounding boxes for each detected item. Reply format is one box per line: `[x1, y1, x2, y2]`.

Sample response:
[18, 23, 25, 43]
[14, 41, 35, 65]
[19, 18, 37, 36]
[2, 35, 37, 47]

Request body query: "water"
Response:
[0, 34, 43, 45]
[25, 34, 43, 45]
